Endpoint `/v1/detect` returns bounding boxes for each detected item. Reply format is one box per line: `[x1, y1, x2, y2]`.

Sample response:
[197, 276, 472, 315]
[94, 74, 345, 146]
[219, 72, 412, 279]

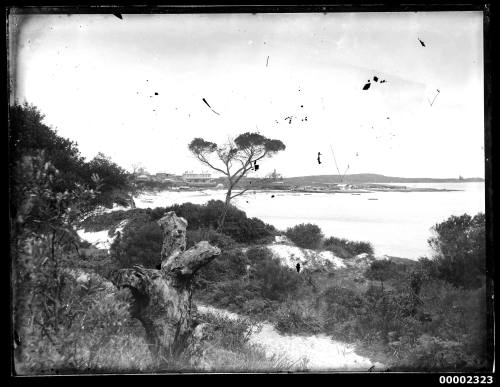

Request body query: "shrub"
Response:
[285, 223, 323, 249]
[427, 213, 485, 289]
[197, 312, 259, 352]
[363, 259, 401, 288]
[163, 200, 275, 243]
[322, 286, 364, 320]
[9, 103, 132, 213]
[250, 249, 301, 301]
[195, 248, 248, 287]
[396, 334, 483, 371]
[274, 301, 323, 335]
[111, 220, 163, 269]
[81, 201, 276, 245]
[187, 228, 237, 250]
[323, 236, 374, 258]
[246, 246, 272, 264]
[242, 299, 272, 316]
[202, 280, 261, 311]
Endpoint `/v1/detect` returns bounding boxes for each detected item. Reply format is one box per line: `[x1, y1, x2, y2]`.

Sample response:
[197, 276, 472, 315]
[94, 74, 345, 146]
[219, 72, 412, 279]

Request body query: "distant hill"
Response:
[281, 174, 484, 185]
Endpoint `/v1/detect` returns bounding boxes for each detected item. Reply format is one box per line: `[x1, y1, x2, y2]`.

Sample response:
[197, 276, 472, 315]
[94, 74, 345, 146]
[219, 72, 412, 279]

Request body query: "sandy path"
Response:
[196, 304, 385, 371]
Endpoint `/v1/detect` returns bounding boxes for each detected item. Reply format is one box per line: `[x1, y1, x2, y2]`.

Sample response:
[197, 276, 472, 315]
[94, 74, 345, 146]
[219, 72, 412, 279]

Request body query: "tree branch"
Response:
[253, 150, 269, 163]
[231, 165, 254, 188]
[230, 187, 251, 199]
[164, 241, 221, 276]
[231, 149, 255, 178]
[196, 154, 228, 176]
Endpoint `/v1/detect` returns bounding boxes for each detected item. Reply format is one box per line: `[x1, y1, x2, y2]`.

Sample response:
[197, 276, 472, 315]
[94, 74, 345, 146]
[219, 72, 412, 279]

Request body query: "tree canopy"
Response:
[188, 132, 285, 230]
[9, 102, 133, 214]
[188, 132, 285, 181]
[427, 213, 486, 289]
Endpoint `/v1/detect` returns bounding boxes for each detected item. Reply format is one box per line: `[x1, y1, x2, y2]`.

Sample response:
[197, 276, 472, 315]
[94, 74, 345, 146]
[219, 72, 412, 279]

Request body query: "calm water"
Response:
[134, 182, 485, 259]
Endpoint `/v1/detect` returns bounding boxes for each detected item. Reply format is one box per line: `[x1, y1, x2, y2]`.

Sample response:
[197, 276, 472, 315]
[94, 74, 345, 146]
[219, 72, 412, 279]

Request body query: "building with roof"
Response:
[182, 171, 213, 183]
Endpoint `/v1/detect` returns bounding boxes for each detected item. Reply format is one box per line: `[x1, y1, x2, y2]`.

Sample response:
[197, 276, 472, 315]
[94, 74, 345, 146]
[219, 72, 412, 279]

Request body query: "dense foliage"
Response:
[9, 102, 133, 218]
[363, 260, 401, 289]
[427, 213, 486, 289]
[10, 103, 152, 373]
[195, 246, 301, 314]
[112, 221, 163, 269]
[97, 199, 277, 271]
[47, 137, 489, 373]
[187, 212, 490, 371]
[165, 200, 277, 243]
[11, 154, 151, 373]
[285, 223, 324, 249]
[323, 236, 374, 258]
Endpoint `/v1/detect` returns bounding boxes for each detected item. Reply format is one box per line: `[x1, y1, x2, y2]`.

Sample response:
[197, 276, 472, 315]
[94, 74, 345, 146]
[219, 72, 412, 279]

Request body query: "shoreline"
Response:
[139, 187, 462, 196]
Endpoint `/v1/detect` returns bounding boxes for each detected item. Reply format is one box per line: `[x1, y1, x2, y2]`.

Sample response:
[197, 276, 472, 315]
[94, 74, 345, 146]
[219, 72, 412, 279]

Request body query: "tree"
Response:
[427, 213, 486, 289]
[188, 132, 285, 231]
[9, 102, 87, 196]
[130, 162, 145, 176]
[285, 223, 324, 249]
[9, 102, 134, 213]
[85, 152, 133, 208]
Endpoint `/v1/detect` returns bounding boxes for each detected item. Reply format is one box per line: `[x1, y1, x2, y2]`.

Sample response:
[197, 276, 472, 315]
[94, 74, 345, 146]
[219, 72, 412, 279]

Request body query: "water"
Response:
[134, 182, 485, 259]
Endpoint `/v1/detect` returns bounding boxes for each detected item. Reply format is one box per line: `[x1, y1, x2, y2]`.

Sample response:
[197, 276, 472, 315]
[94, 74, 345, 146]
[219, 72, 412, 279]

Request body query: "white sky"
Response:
[10, 11, 485, 178]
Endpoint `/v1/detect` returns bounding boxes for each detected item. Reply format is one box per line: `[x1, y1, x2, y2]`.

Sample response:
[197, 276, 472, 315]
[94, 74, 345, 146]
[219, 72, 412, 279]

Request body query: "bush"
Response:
[363, 259, 401, 288]
[195, 248, 248, 287]
[81, 201, 276, 245]
[163, 200, 276, 244]
[202, 280, 261, 311]
[285, 223, 323, 249]
[396, 334, 485, 371]
[274, 301, 323, 335]
[427, 213, 486, 289]
[197, 312, 259, 352]
[323, 236, 374, 258]
[9, 103, 132, 213]
[111, 220, 163, 269]
[187, 228, 238, 250]
[197, 247, 301, 313]
[250, 248, 301, 301]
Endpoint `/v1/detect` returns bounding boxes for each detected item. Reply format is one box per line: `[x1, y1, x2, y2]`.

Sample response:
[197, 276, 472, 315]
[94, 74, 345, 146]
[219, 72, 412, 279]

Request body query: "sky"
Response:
[10, 11, 485, 178]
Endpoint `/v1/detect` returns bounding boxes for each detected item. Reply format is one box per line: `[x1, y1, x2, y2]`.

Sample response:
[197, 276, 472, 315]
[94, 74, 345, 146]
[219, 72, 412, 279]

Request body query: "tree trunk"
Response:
[111, 211, 220, 367]
[217, 188, 232, 232]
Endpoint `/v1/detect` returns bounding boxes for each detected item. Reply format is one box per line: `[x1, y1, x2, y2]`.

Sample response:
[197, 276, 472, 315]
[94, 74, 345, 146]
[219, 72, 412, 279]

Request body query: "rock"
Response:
[274, 235, 292, 244]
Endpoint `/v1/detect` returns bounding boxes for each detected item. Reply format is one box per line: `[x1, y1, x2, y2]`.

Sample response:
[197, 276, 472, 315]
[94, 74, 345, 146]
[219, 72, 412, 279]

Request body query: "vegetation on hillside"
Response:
[10, 103, 282, 374]
[9, 103, 134, 219]
[11, 103, 490, 373]
[285, 223, 324, 249]
[100, 206, 490, 371]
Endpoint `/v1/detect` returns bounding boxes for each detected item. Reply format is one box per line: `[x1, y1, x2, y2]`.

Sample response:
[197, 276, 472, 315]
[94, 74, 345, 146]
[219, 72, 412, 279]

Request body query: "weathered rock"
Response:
[111, 211, 220, 366]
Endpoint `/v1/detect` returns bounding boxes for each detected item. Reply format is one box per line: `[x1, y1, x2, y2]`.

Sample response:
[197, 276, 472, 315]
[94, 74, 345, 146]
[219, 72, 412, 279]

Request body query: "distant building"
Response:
[182, 171, 213, 183]
[136, 174, 151, 182]
[154, 172, 179, 182]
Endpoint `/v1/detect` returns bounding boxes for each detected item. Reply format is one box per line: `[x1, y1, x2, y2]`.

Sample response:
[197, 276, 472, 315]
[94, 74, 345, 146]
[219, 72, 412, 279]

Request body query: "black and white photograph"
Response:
[8, 6, 494, 375]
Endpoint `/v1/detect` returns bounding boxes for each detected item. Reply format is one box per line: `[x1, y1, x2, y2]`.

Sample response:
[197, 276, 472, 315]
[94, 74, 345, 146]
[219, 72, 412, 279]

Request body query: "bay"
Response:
[134, 182, 485, 259]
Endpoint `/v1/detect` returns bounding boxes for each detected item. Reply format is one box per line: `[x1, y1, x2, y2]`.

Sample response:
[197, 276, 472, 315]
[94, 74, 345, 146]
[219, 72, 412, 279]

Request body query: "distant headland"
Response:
[281, 174, 484, 185]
